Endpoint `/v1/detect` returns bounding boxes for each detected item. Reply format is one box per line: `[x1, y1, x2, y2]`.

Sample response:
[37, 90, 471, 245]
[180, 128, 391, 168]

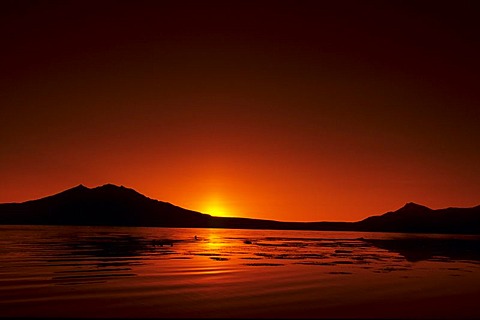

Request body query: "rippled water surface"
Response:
[1, 225, 479, 319]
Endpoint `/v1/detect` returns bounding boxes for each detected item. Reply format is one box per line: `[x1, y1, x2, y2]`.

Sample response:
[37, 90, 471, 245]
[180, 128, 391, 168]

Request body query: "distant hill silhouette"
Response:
[0, 184, 478, 234]
[0, 184, 211, 227]
[356, 202, 480, 234]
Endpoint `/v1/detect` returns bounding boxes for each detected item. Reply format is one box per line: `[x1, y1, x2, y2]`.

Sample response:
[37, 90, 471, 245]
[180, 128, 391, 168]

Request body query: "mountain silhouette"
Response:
[356, 202, 480, 234]
[0, 184, 478, 234]
[0, 184, 211, 227]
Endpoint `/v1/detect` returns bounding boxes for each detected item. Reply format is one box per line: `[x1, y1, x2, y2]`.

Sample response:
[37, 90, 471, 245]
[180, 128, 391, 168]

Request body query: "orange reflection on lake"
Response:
[0, 225, 479, 319]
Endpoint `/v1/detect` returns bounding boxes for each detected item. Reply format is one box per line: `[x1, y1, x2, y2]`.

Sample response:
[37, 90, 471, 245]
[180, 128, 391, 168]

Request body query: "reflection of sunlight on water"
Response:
[1, 226, 480, 318]
[203, 233, 225, 250]
[187, 231, 243, 269]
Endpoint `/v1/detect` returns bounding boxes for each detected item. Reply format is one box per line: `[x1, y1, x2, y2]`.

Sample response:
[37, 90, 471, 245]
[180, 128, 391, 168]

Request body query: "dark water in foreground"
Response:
[1, 225, 479, 319]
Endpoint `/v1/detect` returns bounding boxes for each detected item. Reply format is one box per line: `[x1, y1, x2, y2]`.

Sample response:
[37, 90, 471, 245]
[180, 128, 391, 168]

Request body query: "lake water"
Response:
[0, 225, 479, 319]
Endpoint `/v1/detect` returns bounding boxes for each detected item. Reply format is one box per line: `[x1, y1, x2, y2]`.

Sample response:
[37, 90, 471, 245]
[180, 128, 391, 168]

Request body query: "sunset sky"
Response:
[1, 0, 479, 222]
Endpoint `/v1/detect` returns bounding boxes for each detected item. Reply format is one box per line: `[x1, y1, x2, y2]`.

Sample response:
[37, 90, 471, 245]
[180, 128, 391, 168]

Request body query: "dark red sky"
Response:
[1, 0, 479, 221]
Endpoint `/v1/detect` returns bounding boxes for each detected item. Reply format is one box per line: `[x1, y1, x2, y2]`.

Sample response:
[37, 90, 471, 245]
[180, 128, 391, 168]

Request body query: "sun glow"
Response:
[201, 195, 231, 217]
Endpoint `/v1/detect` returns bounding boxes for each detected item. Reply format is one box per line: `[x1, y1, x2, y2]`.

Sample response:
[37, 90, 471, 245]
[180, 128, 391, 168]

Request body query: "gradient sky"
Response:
[1, 0, 479, 222]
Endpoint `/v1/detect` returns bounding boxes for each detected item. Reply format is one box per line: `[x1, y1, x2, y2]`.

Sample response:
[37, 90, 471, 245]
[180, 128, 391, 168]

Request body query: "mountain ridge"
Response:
[0, 184, 479, 234]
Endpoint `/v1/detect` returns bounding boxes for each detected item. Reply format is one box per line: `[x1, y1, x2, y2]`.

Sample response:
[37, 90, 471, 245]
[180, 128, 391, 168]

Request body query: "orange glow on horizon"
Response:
[200, 193, 232, 218]
[1, 1, 479, 224]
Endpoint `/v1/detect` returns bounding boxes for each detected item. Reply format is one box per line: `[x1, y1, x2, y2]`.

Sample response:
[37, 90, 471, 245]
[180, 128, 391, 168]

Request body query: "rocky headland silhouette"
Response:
[0, 184, 478, 234]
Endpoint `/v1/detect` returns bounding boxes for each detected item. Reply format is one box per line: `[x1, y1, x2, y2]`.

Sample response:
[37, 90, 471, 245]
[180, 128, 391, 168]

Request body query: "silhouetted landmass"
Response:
[0, 185, 479, 234]
[355, 202, 480, 234]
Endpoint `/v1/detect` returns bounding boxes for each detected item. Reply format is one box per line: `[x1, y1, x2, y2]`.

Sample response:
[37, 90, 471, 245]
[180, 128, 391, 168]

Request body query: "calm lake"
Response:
[1, 225, 479, 319]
